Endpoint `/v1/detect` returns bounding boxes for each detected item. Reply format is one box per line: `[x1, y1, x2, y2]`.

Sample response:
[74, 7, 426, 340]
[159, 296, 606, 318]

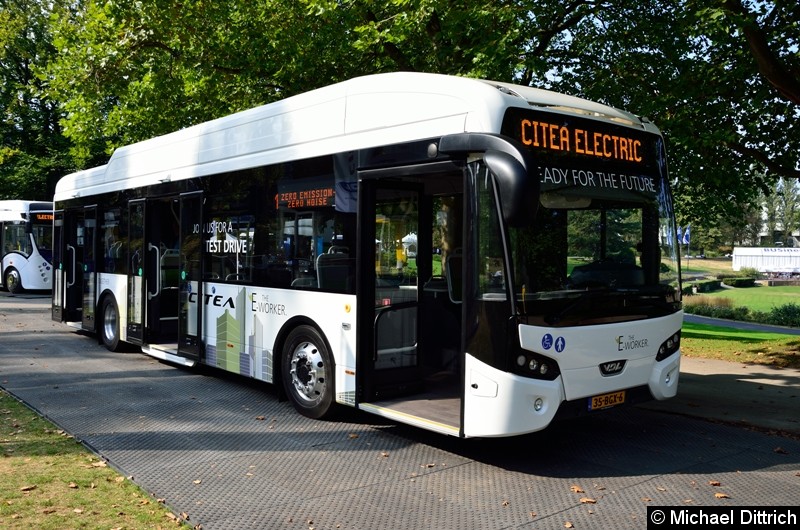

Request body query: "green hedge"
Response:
[721, 277, 756, 287]
[685, 302, 800, 328]
[690, 279, 722, 293]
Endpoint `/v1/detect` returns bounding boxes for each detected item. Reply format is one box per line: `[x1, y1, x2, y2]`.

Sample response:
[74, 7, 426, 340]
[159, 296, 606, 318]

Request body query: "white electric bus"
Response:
[51, 72, 683, 438]
[1, 200, 54, 293]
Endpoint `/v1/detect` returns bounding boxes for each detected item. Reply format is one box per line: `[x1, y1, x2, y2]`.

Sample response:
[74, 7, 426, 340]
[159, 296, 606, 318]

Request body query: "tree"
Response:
[0, 0, 72, 199]
[775, 178, 800, 245]
[27, 0, 800, 229]
[540, 0, 799, 227]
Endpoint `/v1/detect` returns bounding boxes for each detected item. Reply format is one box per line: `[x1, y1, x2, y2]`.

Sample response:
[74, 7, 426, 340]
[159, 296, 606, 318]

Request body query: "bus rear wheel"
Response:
[281, 325, 335, 419]
[4, 268, 22, 294]
[100, 296, 122, 352]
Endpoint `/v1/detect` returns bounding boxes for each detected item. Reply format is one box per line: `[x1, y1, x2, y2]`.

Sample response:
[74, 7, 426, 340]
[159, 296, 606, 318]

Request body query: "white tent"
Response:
[401, 233, 417, 257]
[732, 247, 800, 273]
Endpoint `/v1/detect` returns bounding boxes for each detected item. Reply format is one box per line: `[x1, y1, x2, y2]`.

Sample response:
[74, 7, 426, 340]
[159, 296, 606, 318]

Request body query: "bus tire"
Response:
[4, 268, 23, 294]
[281, 325, 335, 419]
[100, 295, 122, 352]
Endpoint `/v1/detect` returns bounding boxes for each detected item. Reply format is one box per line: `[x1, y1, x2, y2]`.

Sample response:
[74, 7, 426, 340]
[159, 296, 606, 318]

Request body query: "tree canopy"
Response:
[1, 0, 797, 229]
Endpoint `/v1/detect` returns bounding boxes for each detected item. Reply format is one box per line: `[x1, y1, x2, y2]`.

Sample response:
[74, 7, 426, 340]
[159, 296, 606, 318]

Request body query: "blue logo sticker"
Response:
[542, 334, 553, 350]
[555, 336, 566, 352]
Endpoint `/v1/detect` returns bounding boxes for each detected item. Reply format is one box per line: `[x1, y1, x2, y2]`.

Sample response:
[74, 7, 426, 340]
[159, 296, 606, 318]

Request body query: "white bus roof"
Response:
[0, 200, 53, 222]
[55, 72, 656, 201]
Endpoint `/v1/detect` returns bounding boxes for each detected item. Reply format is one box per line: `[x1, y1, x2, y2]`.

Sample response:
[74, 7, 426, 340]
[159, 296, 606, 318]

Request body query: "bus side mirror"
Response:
[484, 150, 538, 227]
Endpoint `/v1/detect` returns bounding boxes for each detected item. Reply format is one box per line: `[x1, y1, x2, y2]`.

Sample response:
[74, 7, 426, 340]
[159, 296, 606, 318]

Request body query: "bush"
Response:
[683, 296, 732, 310]
[689, 279, 722, 293]
[683, 295, 800, 328]
[739, 267, 762, 279]
[686, 303, 750, 321]
[721, 277, 756, 287]
[766, 303, 800, 328]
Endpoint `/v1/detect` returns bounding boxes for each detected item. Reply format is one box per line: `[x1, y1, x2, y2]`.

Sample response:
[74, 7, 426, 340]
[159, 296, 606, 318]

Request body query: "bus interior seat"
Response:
[316, 251, 354, 292]
[291, 276, 317, 288]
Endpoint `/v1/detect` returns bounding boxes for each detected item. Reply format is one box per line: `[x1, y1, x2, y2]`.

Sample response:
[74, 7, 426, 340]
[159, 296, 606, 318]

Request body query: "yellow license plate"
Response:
[589, 390, 626, 411]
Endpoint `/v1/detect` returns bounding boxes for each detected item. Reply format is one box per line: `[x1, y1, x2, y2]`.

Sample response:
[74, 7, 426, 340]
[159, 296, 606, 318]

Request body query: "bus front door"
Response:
[359, 176, 464, 434]
[363, 183, 424, 399]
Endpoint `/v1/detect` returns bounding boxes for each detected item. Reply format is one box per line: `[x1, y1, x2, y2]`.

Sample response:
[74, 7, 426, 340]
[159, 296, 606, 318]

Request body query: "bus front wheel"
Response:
[100, 296, 122, 352]
[281, 325, 335, 419]
[4, 268, 22, 294]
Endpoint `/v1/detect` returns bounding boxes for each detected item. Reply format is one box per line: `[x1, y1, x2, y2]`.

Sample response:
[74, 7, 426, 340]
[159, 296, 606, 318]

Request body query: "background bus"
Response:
[1, 200, 54, 294]
[51, 72, 683, 438]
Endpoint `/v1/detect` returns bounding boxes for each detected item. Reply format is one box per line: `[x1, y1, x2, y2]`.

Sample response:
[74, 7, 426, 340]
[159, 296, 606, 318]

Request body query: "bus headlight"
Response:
[511, 351, 560, 381]
[656, 330, 681, 361]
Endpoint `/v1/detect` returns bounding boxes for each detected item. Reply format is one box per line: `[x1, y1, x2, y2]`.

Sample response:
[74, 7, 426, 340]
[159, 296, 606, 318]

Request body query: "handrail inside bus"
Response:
[147, 243, 161, 300]
[66, 244, 75, 288]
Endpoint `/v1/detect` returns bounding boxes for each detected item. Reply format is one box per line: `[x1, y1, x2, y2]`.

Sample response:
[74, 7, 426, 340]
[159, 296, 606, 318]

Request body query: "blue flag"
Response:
[682, 225, 690, 245]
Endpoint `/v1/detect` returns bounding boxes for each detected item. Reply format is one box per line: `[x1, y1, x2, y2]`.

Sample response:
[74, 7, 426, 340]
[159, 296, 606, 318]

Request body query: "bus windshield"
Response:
[32, 216, 53, 262]
[478, 106, 683, 325]
[517, 193, 679, 319]
[476, 169, 680, 325]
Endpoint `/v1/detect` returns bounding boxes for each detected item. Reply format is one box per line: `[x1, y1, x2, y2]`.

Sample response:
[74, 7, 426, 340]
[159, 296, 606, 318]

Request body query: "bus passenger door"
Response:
[51, 210, 64, 321]
[126, 200, 145, 345]
[81, 206, 97, 331]
[53, 208, 85, 324]
[178, 192, 202, 360]
[127, 197, 182, 349]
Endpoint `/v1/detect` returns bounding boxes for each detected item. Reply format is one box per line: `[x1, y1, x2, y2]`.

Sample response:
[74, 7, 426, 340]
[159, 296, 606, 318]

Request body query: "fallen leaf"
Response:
[502, 500, 510, 507]
[642, 497, 652, 502]
[774, 447, 788, 455]
[193, 480, 202, 485]
[709, 480, 721, 487]
[68, 482, 78, 489]
[656, 487, 666, 492]
[714, 492, 730, 499]
[348, 433, 359, 439]
[380, 452, 389, 458]
[580, 497, 596, 504]
[255, 416, 265, 421]
[20, 485, 36, 492]
[565, 522, 574, 528]
[74, 508, 83, 514]
[529, 512, 537, 518]
[570, 485, 584, 493]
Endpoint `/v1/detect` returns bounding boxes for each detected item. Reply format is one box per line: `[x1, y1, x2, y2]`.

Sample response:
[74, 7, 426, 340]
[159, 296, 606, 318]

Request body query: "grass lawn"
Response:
[681, 322, 800, 369]
[0, 391, 190, 529]
[680, 259, 800, 368]
[690, 284, 800, 313]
